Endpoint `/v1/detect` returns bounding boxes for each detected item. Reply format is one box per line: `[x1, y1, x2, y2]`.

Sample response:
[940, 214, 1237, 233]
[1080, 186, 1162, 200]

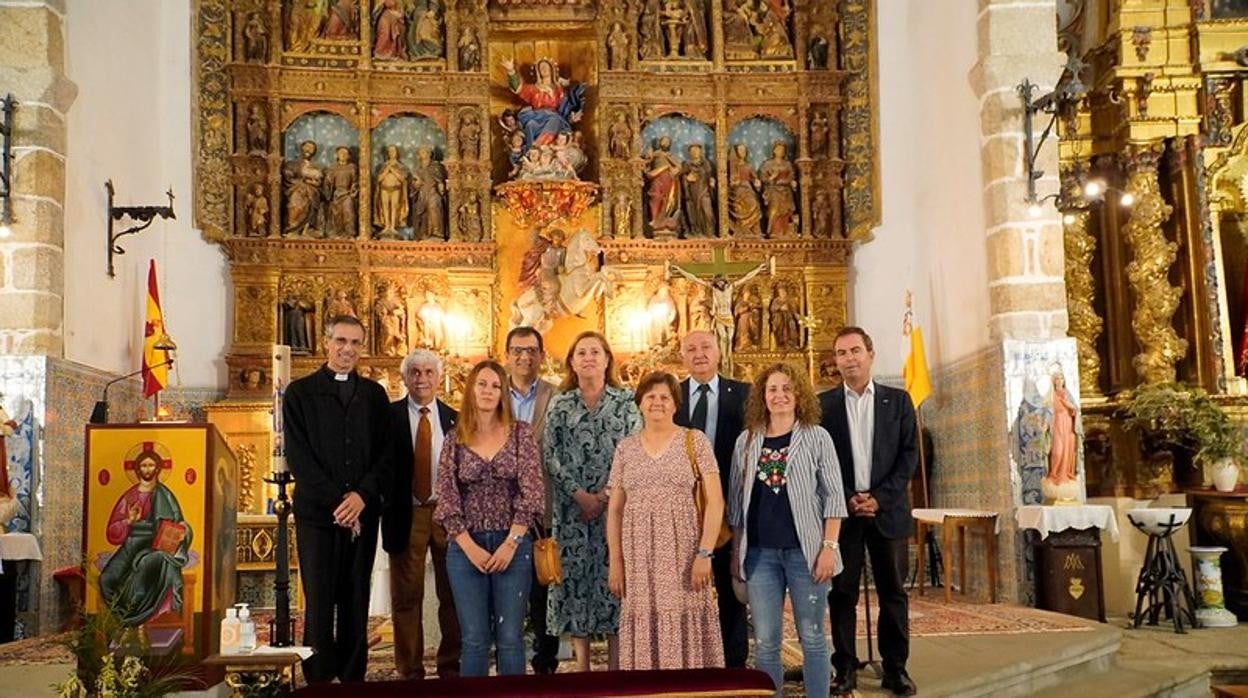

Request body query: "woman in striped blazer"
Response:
[727, 362, 847, 698]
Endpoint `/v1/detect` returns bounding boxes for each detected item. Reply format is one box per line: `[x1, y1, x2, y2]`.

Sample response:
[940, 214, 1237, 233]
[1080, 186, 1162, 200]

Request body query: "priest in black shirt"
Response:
[283, 315, 392, 683]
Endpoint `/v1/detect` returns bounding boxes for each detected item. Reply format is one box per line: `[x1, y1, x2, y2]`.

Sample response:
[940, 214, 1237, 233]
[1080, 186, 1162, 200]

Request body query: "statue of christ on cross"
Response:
[668, 249, 773, 368]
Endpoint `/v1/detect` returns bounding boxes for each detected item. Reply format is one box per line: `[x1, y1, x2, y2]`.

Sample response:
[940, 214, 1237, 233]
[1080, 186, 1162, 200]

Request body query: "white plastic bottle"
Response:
[220, 607, 241, 654]
[238, 603, 257, 653]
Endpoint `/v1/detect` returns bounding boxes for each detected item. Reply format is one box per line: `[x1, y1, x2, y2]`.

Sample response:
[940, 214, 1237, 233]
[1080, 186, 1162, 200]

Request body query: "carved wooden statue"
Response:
[373, 144, 410, 239]
[417, 291, 447, 349]
[282, 140, 324, 237]
[374, 282, 408, 357]
[760, 141, 798, 238]
[325, 289, 358, 319]
[809, 110, 829, 160]
[609, 111, 633, 159]
[242, 12, 268, 63]
[769, 283, 802, 350]
[811, 188, 832, 239]
[456, 191, 485, 242]
[244, 183, 269, 238]
[727, 143, 763, 238]
[607, 22, 630, 70]
[372, 0, 409, 60]
[733, 285, 763, 350]
[245, 104, 268, 155]
[458, 110, 482, 161]
[680, 143, 716, 238]
[645, 136, 683, 237]
[613, 193, 634, 238]
[808, 30, 831, 69]
[409, 6, 444, 60]
[457, 25, 482, 71]
[322, 0, 360, 39]
[409, 148, 447, 240]
[323, 146, 359, 238]
[280, 296, 316, 353]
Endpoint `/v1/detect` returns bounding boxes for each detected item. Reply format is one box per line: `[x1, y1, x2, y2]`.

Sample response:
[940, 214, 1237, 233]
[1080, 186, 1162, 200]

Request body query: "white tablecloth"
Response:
[912, 508, 1001, 534]
[0, 533, 41, 574]
[1015, 505, 1120, 542]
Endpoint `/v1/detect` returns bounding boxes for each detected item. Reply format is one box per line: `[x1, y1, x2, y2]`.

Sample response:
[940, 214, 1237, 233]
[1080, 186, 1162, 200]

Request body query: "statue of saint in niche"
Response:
[408, 5, 443, 61]
[680, 143, 716, 238]
[281, 296, 316, 353]
[245, 104, 268, 155]
[723, 0, 794, 60]
[457, 25, 481, 71]
[644, 136, 684, 237]
[760, 141, 798, 238]
[613, 193, 633, 238]
[373, 144, 410, 239]
[323, 146, 359, 238]
[374, 282, 408, 357]
[242, 12, 269, 63]
[321, 0, 360, 40]
[288, 0, 326, 53]
[409, 148, 447, 241]
[282, 140, 324, 238]
[244, 183, 269, 238]
[726, 143, 763, 238]
[418, 291, 447, 350]
[734, 285, 763, 350]
[640, 0, 708, 60]
[647, 284, 679, 347]
[458, 109, 481, 161]
[456, 191, 485, 242]
[511, 228, 612, 332]
[326, 289, 357, 319]
[769, 283, 802, 350]
[808, 29, 831, 69]
[371, 0, 408, 60]
[500, 57, 586, 155]
[811, 188, 833, 239]
[809, 109, 830, 159]
[609, 111, 633, 159]
[607, 22, 630, 70]
[757, 1, 794, 59]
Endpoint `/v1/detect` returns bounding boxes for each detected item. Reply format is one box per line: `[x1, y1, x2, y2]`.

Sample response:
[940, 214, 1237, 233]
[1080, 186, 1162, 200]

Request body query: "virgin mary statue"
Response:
[500, 57, 586, 151]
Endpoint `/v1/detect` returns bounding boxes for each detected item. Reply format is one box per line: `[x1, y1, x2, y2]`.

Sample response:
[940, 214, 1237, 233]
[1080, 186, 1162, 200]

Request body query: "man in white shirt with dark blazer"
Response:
[820, 326, 918, 696]
[674, 330, 751, 668]
[381, 349, 461, 680]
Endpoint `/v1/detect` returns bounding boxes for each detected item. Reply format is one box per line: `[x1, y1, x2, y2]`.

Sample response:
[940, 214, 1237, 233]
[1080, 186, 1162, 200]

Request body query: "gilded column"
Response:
[1063, 206, 1102, 396]
[1123, 141, 1187, 384]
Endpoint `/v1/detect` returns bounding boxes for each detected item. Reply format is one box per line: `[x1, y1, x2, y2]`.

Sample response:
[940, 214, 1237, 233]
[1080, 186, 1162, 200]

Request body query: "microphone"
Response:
[89, 357, 176, 425]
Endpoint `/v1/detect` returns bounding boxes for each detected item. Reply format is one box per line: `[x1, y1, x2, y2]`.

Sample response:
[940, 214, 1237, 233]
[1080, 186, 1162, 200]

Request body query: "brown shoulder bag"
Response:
[686, 429, 732, 549]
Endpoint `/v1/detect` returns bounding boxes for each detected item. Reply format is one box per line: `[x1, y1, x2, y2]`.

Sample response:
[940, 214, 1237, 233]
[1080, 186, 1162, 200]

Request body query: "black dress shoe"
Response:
[882, 669, 917, 696]
[830, 668, 857, 695]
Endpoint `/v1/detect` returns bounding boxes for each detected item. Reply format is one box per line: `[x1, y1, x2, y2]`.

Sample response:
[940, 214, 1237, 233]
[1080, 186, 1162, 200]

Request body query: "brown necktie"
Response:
[414, 406, 432, 502]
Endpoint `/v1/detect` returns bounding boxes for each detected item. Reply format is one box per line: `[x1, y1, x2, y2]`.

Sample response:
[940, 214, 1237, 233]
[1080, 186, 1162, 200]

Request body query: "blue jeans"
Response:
[446, 531, 534, 677]
[745, 546, 831, 698]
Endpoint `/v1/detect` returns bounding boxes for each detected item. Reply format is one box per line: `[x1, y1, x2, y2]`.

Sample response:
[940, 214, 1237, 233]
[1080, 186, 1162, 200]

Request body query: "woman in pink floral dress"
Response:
[607, 371, 725, 670]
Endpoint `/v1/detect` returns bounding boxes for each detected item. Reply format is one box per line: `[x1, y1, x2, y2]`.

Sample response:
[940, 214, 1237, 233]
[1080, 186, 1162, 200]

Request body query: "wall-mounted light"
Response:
[105, 179, 175, 278]
[0, 94, 16, 239]
[1018, 57, 1088, 214]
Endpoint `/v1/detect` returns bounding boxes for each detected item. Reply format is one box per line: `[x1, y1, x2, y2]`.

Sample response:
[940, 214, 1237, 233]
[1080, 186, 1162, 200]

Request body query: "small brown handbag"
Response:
[686, 429, 732, 549]
[532, 521, 562, 586]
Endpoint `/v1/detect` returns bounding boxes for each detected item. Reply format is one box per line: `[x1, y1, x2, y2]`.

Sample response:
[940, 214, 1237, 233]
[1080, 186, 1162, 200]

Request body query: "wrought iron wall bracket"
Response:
[105, 179, 175, 278]
[1018, 58, 1087, 208]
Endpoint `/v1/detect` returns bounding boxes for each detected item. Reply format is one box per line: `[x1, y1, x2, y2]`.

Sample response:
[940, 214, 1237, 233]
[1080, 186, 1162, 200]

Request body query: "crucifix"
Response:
[667, 246, 774, 371]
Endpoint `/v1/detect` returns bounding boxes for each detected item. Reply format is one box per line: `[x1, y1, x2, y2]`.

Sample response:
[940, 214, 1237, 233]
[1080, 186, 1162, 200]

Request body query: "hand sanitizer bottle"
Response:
[220, 606, 240, 653]
[238, 603, 256, 653]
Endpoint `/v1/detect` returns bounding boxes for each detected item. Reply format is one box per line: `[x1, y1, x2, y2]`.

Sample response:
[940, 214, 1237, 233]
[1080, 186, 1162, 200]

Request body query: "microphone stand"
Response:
[88, 358, 175, 424]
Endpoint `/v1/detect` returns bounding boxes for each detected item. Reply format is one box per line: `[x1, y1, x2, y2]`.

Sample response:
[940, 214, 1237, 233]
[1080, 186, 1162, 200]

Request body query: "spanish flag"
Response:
[142, 260, 169, 398]
[904, 325, 932, 409]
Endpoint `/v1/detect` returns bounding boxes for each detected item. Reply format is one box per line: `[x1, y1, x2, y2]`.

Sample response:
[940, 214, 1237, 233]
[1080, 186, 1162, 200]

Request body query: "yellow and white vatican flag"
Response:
[902, 293, 932, 409]
[141, 260, 170, 398]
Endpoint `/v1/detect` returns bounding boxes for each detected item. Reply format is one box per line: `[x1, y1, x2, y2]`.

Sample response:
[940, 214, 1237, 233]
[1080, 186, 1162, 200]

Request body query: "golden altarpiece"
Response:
[189, 0, 878, 602]
[1056, 0, 1248, 617]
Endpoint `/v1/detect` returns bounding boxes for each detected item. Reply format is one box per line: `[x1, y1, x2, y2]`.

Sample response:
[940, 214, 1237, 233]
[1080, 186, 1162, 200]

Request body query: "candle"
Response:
[272, 344, 291, 474]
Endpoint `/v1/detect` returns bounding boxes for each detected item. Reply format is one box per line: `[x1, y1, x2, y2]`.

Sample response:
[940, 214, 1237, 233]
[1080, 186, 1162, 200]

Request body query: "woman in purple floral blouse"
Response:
[434, 359, 545, 677]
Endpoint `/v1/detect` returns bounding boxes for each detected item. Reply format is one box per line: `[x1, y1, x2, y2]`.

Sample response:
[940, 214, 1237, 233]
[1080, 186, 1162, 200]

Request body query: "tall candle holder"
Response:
[262, 469, 295, 647]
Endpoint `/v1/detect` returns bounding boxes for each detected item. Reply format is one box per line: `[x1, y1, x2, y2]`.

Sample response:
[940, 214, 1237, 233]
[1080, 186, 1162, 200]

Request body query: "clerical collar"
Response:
[333, 372, 350, 382]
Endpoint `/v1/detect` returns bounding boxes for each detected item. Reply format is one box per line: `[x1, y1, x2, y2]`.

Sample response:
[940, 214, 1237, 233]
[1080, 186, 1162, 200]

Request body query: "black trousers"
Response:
[295, 514, 379, 683]
[528, 570, 560, 673]
[714, 539, 749, 668]
[828, 516, 910, 675]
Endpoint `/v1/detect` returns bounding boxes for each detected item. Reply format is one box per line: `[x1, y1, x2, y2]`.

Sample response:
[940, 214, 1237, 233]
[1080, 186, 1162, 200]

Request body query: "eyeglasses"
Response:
[508, 346, 541, 356]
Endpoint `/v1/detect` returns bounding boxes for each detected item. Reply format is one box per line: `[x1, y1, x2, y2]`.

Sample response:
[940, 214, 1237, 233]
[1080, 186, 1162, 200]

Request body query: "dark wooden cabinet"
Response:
[1036, 528, 1107, 622]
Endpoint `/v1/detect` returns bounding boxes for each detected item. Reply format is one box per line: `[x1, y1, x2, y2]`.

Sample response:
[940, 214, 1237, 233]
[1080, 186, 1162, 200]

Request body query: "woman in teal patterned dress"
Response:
[543, 330, 641, 672]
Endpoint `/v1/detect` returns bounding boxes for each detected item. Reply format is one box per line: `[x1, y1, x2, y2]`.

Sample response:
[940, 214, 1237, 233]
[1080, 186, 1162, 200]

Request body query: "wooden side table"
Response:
[204, 651, 305, 697]
[914, 509, 1000, 603]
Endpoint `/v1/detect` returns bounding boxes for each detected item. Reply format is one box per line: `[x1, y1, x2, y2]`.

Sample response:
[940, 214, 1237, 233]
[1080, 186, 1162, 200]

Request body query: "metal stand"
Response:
[1130, 515, 1199, 634]
[262, 470, 296, 647]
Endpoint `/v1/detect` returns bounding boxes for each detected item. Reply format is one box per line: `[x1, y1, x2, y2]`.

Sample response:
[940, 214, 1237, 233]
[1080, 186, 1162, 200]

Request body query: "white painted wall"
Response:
[63, 0, 229, 389]
[856, 0, 992, 376]
[58, 1, 992, 389]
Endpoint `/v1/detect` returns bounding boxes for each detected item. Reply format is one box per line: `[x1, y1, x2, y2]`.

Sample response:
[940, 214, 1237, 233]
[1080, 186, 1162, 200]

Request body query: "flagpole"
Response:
[916, 406, 928, 509]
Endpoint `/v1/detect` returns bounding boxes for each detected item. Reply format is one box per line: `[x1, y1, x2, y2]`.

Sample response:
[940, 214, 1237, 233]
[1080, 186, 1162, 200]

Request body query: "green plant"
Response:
[1120, 382, 1243, 464]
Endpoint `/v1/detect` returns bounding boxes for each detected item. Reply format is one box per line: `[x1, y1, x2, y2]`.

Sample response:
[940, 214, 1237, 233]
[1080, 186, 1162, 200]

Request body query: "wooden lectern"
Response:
[82, 423, 237, 664]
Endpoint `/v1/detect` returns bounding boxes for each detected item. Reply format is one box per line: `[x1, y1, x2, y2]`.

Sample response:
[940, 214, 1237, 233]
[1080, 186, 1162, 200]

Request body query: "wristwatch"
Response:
[821, 540, 840, 550]
[509, 533, 525, 546]
[695, 548, 714, 559]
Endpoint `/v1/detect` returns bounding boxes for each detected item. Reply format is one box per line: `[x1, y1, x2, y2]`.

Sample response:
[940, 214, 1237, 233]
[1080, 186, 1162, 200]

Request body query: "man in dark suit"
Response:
[820, 326, 918, 696]
[284, 315, 391, 683]
[674, 329, 750, 668]
[504, 326, 561, 674]
[381, 349, 461, 680]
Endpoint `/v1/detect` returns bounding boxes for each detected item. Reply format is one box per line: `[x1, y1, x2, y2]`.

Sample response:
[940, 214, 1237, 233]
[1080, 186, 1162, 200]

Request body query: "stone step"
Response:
[1027, 662, 1209, 698]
